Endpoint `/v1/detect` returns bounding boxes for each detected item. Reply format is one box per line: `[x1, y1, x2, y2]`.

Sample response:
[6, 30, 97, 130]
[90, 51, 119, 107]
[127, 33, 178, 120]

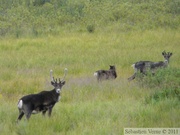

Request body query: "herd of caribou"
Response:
[17, 51, 172, 122]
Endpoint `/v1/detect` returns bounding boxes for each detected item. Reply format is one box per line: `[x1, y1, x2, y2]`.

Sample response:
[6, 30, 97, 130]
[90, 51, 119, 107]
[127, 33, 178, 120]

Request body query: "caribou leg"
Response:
[128, 73, 136, 81]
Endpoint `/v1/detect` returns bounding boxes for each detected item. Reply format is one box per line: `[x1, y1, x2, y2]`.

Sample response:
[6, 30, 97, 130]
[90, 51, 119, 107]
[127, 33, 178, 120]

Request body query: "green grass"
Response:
[0, 0, 179, 37]
[0, 29, 180, 135]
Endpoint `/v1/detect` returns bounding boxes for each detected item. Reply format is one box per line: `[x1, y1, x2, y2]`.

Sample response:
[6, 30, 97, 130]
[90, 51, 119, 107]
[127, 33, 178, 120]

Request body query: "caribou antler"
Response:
[61, 68, 68, 82]
[50, 70, 55, 82]
[167, 52, 172, 56]
[50, 68, 68, 83]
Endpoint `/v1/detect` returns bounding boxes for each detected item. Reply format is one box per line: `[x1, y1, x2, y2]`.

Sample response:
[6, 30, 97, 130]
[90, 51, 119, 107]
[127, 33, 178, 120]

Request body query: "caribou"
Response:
[17, 68, 68, 121]
[94, 65, 117, 82]
[128, 51, 172, 81]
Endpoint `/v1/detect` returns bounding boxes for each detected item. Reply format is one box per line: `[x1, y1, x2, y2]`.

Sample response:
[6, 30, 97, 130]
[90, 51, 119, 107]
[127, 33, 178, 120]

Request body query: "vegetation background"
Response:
[0, 0, 179, 135]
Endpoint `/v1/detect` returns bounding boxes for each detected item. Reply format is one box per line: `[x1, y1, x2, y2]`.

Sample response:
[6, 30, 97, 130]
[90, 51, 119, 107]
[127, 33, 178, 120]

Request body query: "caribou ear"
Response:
[61, 81, 66, 85]
[51, 81, 55, 85]
[162, 51, 166, 55]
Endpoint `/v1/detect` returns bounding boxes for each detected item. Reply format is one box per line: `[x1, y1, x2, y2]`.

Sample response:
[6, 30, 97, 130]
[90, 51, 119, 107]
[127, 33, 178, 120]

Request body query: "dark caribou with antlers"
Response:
[17, 68, 68, 121]
[128, 51, 172, 81]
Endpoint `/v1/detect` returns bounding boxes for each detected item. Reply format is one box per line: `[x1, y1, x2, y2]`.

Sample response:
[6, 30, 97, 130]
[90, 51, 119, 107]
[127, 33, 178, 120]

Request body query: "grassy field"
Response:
[0, 29, 180, 135]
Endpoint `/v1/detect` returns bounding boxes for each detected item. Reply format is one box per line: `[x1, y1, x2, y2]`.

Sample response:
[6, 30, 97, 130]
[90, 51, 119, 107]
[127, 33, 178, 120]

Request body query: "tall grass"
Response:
[0, 29, 179, 134]
[137, 68, 180, 103]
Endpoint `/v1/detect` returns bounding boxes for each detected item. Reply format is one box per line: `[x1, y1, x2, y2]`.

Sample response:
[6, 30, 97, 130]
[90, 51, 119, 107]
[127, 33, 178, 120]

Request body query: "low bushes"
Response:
[137, 68, 180, 103]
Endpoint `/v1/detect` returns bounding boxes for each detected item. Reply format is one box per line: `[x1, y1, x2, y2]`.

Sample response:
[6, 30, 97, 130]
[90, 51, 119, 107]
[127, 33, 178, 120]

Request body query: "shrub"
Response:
[86, 24, 95, 33]
[137, 68, 180, 103]
[33, 0, 50, 6]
